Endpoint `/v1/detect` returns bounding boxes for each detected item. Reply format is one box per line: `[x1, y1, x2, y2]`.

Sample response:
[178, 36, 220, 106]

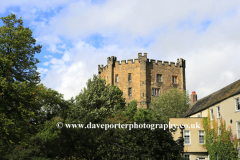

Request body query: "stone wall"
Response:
[98, 53, 186, 108]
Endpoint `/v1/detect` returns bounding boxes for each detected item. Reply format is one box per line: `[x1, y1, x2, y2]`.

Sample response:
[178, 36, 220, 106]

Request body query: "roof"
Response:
[184, 79, 240, 117]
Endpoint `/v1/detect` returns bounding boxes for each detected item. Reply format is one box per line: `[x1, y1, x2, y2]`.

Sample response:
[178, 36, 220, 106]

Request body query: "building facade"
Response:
[98, 53, 186, 108]
[170, 79, 240, 160]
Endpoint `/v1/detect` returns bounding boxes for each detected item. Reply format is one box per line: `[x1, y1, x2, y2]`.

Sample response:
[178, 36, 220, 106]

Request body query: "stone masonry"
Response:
[98, 53, 186, 108]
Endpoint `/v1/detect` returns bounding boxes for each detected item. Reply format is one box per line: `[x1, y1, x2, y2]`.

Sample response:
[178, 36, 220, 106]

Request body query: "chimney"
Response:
[191, 91, 197, 105]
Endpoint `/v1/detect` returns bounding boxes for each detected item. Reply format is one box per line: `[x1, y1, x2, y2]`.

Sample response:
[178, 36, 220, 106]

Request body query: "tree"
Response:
[0, 13, 41, 83]
[2, 85, 72, 160]
[150, 87, 190, 123]
[97, 99, 185, 159]
[202, 111, 239, 160]
[4, 75, 185, 159]
[0, 13, 42, 157]
[69, 74, 126, 124]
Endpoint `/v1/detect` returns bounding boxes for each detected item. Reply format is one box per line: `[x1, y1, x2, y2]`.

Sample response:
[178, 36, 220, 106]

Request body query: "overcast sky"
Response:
[1, 0, 240, 101]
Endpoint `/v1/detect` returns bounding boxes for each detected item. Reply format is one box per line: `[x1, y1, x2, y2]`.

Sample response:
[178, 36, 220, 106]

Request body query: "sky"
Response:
[1, 0, 240, 101]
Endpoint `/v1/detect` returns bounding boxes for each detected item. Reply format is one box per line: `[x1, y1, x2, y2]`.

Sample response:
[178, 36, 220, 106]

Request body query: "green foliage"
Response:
[35, 84, 71, 124]
[36, 117, 62, 142]
[150, 87, 191, 123]
[68, 74, 126, 124]
[58, 76, 184, 159]
[0, 13, 42, 157]
[0, 14, 71, 159]
[99, 100, 184, 159]
[0, 14, 42, 84]
[1, 14, 185, 159]
[202, 111, 239, 160]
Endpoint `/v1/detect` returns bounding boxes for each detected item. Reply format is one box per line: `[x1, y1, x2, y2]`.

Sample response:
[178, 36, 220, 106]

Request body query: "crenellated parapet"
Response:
[146, 58, 186, 68]
[107, 56, 117, 64]
[99, 53, 186, 74]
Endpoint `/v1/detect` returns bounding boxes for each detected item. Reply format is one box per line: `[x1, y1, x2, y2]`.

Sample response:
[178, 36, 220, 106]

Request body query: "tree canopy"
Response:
[150, 87, 191, 123]
[1, 14, 186, 160]
[0, 14, 42, 156]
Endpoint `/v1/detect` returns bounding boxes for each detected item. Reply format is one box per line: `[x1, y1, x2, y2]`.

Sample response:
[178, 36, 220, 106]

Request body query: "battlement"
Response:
[138, 52, 147, 58]
[145, 58, 185, 68]
[98, 53, 186, 74]
[107, 56, 117, 64]
[98, 64, 109, 73]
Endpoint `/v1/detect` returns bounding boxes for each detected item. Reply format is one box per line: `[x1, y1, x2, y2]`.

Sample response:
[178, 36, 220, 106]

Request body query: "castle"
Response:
[98, 53, 186, 108]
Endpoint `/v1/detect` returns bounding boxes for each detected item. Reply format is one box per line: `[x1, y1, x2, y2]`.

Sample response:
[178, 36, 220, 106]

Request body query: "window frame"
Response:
[210, 109, 213, 121]
[199, 130, 205, 144]
[183, 153, 190, 160]
[152, 88, 160, 96]
[172, 76, 177, 84]
[184, 130, 191, 145]
[235, 97, 240, 111]
[217, 106, 220, 119]
[128, 87, 132, 96]
[157, 74, 162, 82]
[218, 127, 221, 136]
[236, 121, 240, 139]
[115, 74, 119, 83]
[128, 73, 132, 82]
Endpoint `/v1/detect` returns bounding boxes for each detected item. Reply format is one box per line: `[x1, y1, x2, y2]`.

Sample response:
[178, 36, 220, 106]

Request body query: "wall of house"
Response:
[98, 53, 186, 108]
[169, 118, 207, 153]
[190, 93, 240, 139]
[184, 152, 208, 160]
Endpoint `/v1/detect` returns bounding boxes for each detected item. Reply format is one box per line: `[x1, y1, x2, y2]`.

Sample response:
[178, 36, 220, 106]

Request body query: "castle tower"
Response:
[98, 53, 186, 108]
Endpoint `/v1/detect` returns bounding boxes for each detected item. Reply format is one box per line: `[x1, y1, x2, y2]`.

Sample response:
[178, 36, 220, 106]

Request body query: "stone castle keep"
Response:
[98, 53, 186, 108]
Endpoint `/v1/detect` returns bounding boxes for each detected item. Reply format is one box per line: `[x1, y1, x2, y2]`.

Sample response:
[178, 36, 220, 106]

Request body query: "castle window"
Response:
[157, 74, 162, 82]
[128, 73, 132, 81]
[172, 76, 177, 84]
[152, 88, 160, 96]
[128, 87, 132, 96]
[115, 74, 119, 83]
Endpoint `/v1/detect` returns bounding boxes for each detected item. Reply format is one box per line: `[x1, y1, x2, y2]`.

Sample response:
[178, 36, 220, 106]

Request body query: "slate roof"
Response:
[184, 79, 240, 117]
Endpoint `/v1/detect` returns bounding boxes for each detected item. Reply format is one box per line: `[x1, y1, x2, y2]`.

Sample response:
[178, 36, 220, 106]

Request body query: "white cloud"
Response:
[2, 0, 240, 100]
[44, 55, 53, 58]
[43, 62, 49, 66]
[38, 68, 48, 78]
